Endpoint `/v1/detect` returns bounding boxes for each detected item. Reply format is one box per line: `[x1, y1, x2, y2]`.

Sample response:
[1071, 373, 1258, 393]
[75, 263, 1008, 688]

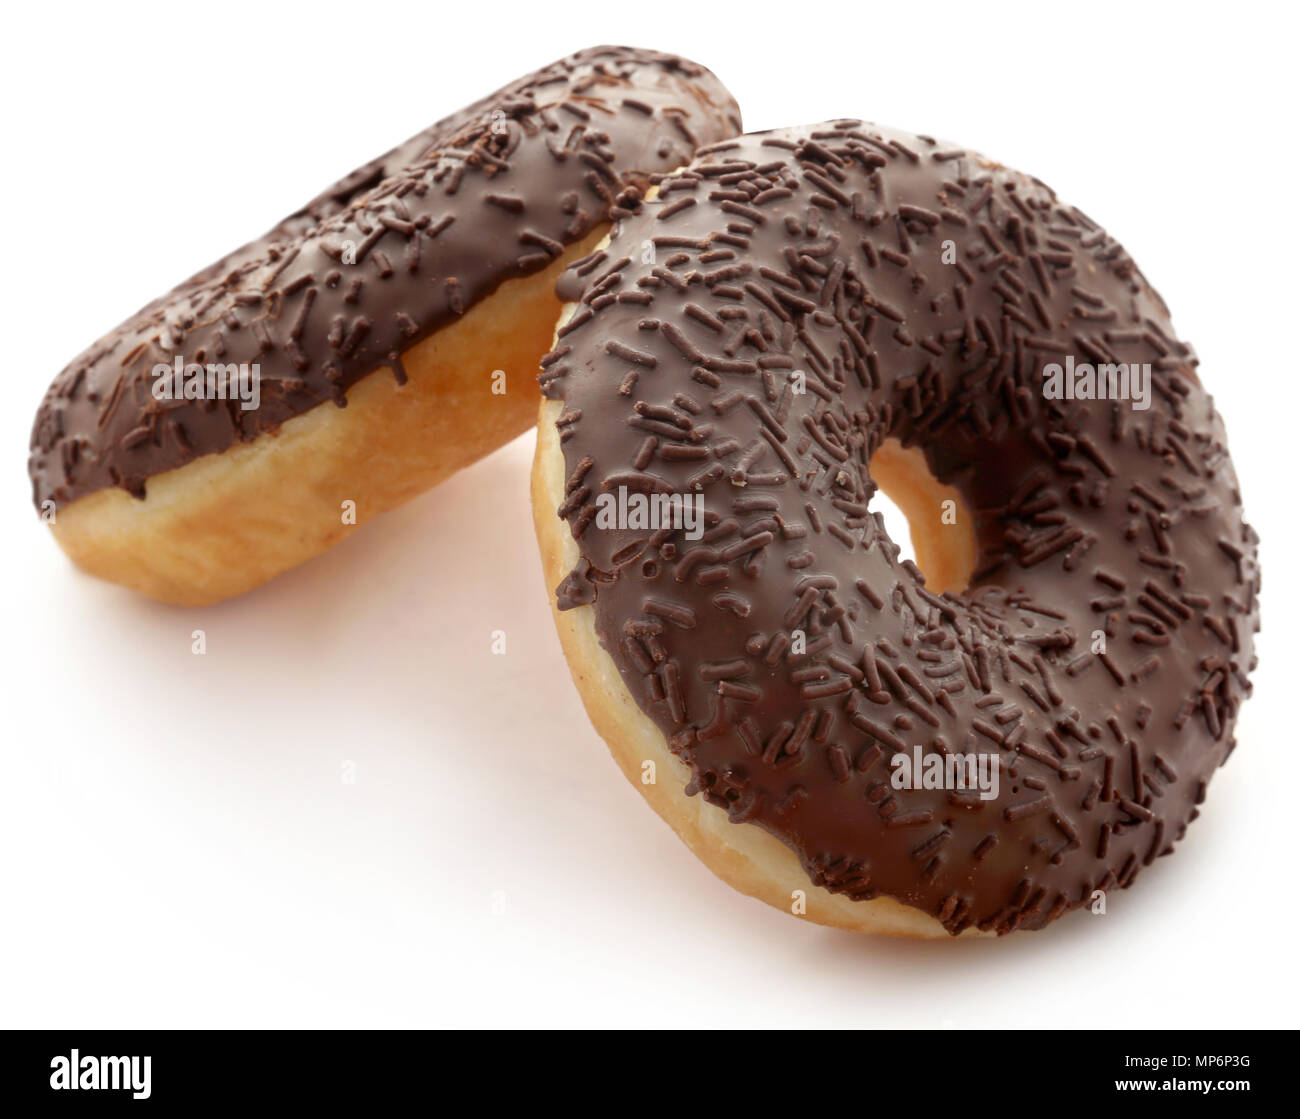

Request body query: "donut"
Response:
[29, 46, 740, 605]
[533, 121, 1260, 936]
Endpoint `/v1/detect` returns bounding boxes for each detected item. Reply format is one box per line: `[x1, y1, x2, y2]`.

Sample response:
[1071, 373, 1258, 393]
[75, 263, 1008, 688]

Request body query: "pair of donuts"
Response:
[31, 56, 1258, 936]
[29, 46, 740, 605]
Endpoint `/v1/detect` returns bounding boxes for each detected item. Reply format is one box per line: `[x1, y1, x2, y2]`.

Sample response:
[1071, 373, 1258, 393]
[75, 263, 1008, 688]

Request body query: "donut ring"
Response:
[533, 121, 1260, 936]
[29, 46, 740, 605]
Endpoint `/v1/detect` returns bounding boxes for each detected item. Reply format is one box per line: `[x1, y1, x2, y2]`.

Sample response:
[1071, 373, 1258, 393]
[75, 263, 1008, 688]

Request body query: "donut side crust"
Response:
[50, 228, 604, 605]
[533, 393, 989, 938]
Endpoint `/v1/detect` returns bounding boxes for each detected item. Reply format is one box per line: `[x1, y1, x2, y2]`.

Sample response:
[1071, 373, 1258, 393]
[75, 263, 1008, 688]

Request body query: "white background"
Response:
[2, 1, 1295, 1029]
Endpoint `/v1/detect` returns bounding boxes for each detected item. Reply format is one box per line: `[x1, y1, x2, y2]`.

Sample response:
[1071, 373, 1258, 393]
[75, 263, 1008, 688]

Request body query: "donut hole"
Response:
[871, 490, 915, 565]
[868, 439, 978, 596]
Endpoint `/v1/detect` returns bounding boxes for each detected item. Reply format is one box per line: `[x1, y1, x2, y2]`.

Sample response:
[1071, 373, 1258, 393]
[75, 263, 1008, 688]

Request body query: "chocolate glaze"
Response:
[29, 46, 741, 508]
[544, 122, 1260, 933]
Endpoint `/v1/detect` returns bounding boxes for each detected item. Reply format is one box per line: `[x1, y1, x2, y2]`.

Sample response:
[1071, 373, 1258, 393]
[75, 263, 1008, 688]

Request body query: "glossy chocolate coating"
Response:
[29, 46, 741, 507]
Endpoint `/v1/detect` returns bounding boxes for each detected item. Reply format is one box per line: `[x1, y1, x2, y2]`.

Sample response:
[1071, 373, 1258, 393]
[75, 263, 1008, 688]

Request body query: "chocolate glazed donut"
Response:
[533, 121, 1260, 936]
[29, 46, 740, 605]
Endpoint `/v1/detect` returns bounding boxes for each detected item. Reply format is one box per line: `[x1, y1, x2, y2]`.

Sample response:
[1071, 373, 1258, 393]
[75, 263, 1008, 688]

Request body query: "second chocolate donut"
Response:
[29, 46, 740, 605]
[533, 120, 1260, 937]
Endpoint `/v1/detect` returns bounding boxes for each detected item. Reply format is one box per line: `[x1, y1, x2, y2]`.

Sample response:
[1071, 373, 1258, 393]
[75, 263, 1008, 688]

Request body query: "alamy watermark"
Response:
[50, 1049, 150, 1099]
[152, 355, 260, 411]
[1041, 355, 1150, 411]
[890, 745, 1000, 800]
[594, 486, 705, 540]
